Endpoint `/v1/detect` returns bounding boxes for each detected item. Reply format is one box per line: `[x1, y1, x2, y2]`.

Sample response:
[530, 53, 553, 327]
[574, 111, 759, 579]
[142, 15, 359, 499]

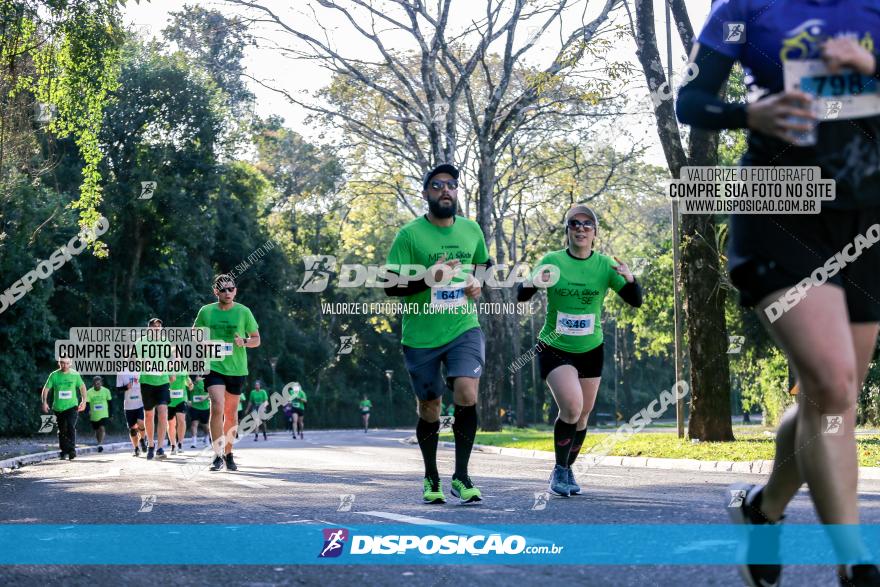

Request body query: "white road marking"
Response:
[35, 469, 122, 483]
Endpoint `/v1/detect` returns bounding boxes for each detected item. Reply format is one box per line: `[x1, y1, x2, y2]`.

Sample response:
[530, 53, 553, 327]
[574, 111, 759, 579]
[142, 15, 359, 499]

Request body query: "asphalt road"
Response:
[1, 428, 879, 586]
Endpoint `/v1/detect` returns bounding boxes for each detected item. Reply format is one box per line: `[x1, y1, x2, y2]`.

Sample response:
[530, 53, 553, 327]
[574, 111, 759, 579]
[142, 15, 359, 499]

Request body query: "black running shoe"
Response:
[133, 448, 140, 457]
[209, 455, 224, 471]
[97, 446, 103, 453]
[68, 451, 76, 461]
[225, 453, 238, 471]
[841, 564, 880, 586]
[156, 447, 167, 460]
[59, 452, 67, 460]
[146, 446, 155, 460]
[139, 438, 147, 452]
[726, 483, 782, 587]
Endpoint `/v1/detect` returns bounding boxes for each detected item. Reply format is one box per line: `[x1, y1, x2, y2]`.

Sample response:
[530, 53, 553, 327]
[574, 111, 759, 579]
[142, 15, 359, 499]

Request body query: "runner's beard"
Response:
[429, 197, 457, 218]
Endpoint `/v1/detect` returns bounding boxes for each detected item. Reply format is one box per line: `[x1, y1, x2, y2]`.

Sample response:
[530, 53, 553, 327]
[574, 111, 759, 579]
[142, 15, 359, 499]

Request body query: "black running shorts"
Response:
[167, 403, 186, 418]
[125, 408, 144, 428]
[204, 371, 245, 395]
[90, 418, 110, 431]
[728, 207, 880, 322]
[188, 407, 210, 424]
[538, 342, 604, 380]
[141, 383, 170, 410]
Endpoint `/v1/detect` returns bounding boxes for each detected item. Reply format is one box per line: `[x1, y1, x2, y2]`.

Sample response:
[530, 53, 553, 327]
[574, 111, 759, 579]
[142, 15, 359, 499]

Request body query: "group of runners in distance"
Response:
[35, 1, 880, 582]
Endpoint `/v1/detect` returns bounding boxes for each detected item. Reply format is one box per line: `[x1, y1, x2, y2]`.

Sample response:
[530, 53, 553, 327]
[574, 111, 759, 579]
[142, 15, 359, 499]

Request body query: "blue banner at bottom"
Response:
[0, 524, 878, 565]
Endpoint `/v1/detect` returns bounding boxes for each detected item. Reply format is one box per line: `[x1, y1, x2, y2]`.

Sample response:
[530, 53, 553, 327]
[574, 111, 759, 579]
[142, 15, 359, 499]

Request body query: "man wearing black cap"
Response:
[384, 163, 490, 504]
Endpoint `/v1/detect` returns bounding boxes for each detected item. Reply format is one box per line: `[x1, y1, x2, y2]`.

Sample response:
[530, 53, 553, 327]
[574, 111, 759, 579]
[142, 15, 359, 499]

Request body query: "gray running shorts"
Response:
[402, 327, 485, 401]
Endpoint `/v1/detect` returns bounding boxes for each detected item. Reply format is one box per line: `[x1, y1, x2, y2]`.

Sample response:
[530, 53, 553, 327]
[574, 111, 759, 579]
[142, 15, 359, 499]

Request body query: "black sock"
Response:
[452, 404, 478, 480]
[746, 485, 772, 523]
[554, 419, 577, 467]
[416, 418, 441, 481]
[567, 428, 587, 466]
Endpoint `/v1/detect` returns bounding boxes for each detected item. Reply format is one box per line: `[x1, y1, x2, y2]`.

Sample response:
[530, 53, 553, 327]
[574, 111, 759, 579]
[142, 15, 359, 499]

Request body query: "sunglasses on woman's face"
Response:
[567, 219, 595, 231]
[429, 179, 458, 191]
[217, 287, 235, 293]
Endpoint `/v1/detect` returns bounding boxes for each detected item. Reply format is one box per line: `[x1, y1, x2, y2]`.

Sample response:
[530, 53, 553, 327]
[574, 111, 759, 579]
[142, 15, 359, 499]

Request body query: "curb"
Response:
[0, 428, 358, 474]
[438, 441, 880, 480]
[0, 442, 134, 474]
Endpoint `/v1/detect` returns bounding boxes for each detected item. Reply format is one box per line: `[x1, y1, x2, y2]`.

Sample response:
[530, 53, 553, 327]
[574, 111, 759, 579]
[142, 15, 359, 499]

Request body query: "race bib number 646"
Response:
[556, 312, 595, 336]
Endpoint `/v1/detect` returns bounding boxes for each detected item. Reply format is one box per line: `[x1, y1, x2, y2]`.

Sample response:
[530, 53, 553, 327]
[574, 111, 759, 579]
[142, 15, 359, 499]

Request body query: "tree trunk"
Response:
[682, 131, 733, 438]
[475, 149, 501, 431]
[634, 0, 733, 440]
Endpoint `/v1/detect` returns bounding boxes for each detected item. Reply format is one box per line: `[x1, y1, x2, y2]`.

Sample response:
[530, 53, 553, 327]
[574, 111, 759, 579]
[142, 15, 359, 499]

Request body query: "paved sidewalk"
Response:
[0, 433, 138, 461]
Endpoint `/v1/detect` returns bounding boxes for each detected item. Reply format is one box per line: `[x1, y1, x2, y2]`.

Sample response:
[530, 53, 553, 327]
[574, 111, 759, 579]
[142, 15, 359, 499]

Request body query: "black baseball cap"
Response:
[422, 163, 459, 189]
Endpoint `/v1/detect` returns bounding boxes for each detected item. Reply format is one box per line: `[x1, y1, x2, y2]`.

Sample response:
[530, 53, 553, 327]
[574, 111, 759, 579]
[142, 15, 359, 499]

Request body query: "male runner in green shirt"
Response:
[384, 163, 489, 504]
[41, 358, 87, 460]
[245, 381, 269, 441]
[289, 384, 307, 439]
[187, 375, 211, 448]
[86, 376, 113, 452]
[167, 370, 191, 454]
[193, 273, 260, 471]
[359, 395, 372, 433]
[139, 318, 175, 460]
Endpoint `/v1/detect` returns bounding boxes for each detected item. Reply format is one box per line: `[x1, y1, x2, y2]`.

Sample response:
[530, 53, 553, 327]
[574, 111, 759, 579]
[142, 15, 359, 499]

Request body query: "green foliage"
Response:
[1, 0, 123, 238]
[739, 346, 793, 427]
[859, 362, 880, 426]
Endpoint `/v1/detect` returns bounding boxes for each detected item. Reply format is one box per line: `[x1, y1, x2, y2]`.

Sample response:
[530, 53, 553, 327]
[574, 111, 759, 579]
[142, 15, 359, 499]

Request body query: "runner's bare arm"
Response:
[78, 384, 87, 411]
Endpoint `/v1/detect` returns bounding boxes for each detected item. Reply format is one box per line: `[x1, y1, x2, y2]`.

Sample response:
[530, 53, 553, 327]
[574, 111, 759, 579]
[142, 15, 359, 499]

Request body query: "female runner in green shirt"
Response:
[518, 205, 643, 497]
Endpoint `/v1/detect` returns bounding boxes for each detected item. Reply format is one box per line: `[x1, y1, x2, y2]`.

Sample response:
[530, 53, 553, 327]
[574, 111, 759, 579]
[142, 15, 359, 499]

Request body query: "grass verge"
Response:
[439, 428, 880, 467]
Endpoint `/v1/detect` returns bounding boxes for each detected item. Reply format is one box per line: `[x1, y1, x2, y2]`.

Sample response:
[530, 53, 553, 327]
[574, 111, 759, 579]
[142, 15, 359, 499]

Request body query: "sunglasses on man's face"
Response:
[217, 287, 235, 293]
[567, 219, 595, 231]
[429, 179, 458, 191]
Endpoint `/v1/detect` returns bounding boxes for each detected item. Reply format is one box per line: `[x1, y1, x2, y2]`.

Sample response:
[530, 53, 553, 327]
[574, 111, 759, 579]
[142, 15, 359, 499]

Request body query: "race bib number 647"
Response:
[431, 285, 467, 309]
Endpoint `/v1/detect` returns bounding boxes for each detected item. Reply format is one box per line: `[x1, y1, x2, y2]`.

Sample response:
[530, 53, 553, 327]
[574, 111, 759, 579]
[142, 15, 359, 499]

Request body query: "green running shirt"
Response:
[534, 249, 627, 353]
[86, 386, 112, 421]
[193, 302, 258, 376]
[168, 371, 188, 406]
[386, 215, 489, 348]
[188, 378, 210, 410]
[249, 389, 269, 406]
[44, 369, 85, 412]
